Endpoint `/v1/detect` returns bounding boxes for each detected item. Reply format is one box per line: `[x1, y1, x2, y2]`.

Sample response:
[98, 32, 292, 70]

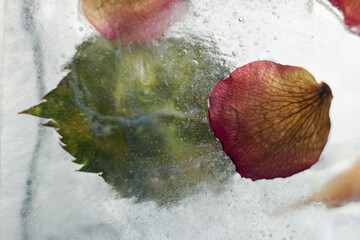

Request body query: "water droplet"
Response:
[193, 11, 200, 17]
[238, 17, 245, 23]
[191, 60, 198, 68]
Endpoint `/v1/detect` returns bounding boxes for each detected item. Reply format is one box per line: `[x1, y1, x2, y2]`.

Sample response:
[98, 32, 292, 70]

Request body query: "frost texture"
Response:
[3, 0, 360, 239]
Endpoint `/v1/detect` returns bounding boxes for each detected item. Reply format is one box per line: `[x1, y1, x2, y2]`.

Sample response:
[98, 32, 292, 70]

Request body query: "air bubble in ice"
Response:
[191, 60, 198, 68]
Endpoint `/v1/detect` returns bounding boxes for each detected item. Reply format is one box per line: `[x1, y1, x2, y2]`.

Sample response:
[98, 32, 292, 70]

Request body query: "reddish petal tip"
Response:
[82, 0, 188, 45]
[330, 0, 360, 35]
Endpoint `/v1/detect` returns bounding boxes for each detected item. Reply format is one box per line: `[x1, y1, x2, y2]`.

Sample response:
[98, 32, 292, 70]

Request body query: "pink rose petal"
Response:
[82, 0, 188, 45]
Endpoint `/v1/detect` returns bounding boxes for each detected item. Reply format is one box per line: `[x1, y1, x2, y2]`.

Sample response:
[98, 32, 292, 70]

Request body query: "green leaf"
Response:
[24, 36, 234, 205]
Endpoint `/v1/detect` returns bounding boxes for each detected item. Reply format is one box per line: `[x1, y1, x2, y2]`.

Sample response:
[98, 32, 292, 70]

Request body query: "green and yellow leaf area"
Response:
[24, 37, 234, 204]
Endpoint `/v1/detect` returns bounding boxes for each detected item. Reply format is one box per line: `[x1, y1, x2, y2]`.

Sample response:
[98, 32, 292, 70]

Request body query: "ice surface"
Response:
[1, 0, 360, 239]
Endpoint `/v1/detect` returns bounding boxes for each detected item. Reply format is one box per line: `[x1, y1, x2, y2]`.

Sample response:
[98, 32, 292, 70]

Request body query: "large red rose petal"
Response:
[81, 0, 188, 45]
[330, 0, 360, 34]
[208, 61, 333, 180]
